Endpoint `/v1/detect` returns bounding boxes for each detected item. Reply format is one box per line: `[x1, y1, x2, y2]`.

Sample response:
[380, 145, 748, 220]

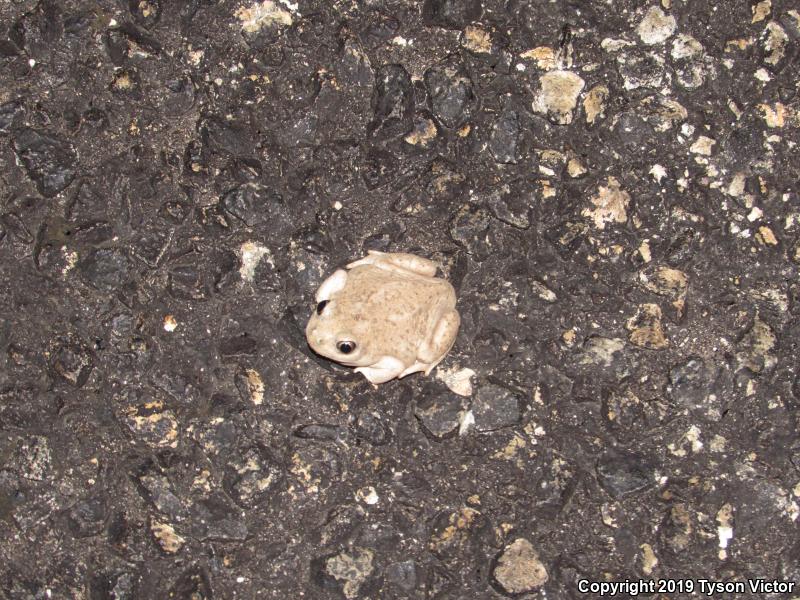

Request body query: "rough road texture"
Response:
[1, 0, 799, 598]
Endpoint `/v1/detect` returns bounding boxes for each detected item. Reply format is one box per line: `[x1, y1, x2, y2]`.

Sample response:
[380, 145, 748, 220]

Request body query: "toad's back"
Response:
[337, 265, 456, 334]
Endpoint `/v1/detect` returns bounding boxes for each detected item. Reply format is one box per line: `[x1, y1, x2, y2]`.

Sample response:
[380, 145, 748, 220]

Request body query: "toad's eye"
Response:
[337, 340, 356, 354]
[316, 300, 329, 315]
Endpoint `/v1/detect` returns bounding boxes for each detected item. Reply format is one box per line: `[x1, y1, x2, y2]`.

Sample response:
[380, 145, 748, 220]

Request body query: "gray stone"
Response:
[422, 0, 481, 30]
[424, 57, 475, 128]
[596, 452, 654, 499]
[472, 384, 521, 431]
[415, 391, 463, 439]
[11, 128, 77, 197]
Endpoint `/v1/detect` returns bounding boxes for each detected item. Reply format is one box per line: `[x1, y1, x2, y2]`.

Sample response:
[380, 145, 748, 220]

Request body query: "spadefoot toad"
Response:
[305, 251, 460, 384]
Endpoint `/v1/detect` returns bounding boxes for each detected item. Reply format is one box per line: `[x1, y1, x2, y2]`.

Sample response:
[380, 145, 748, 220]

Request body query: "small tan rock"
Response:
[533, 70, 585, 125]
[752, 0, 771, 23]
[436, 366, 476, 396]
[493, 538, 549, 594]
[520, 46, 556, 70]
[236, 0, 292, 32]
[757, 102, 788, 128]
[640, 543, 659, 575]
[584, 85, 609, 125]
[567, 157, 587, 177]
[640, 266, 689, 320]
[162, 314, 178, 332]
[122, 399, 179, 448]
[763, 21, 788, 65]
[579, 337, 625, 366]
[725, 38, 753, 52]
[151, 520, 185, 554]
[640, 95, 687, 132]
[727, 172, 747, 197]
[665, 504, 693, 552]
[637, 6, 676, 45]
[241, 368, 265, 405]
[627, 303, 669, 349]
[639, 266, 688, 298]
[429, 507, 481, 554]
[638, 240, 652, 262]
[735, 315, 777, 373]
[690, 135, 716, 155]
[671, 34, 703, 59]
[239, 241, 270, 282]
[601, 37, 635, 52]
[757, 225, 778, 246]
[462, 25, 492, 54]
[582, 176, 630, 229]
[325, 548, 374, 600]
[404, 116, 438, 146]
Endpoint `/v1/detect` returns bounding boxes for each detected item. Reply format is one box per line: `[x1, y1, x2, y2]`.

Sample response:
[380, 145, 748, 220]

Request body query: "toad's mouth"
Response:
[316, 350, 363, 368]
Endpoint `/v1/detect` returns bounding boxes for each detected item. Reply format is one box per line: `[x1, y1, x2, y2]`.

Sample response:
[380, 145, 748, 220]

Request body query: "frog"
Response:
[305, 251, 460, 384]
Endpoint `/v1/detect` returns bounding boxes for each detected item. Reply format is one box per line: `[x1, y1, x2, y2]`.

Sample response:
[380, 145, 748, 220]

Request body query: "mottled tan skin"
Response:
[305, 251, 460, 384]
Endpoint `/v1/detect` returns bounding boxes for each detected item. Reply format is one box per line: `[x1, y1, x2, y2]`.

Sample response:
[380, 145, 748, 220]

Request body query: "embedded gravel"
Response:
[1, 0, 799, 598]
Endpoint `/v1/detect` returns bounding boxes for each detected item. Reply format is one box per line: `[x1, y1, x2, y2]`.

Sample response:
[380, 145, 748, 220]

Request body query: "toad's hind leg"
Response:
[347, 251, 438, 277]
[419, 309, 460, 375]
[398, 361, 428, 378]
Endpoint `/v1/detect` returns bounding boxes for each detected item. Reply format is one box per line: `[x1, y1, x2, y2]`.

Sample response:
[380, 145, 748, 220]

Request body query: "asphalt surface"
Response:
[1, 0, 799, 598]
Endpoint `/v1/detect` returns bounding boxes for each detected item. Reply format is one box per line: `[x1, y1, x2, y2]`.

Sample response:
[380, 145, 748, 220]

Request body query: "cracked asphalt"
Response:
[1, 0, 799, 598]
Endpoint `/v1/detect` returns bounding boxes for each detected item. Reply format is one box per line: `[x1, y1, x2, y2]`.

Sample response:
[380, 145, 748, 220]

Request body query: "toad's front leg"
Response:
[355, 356, 407, 384]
